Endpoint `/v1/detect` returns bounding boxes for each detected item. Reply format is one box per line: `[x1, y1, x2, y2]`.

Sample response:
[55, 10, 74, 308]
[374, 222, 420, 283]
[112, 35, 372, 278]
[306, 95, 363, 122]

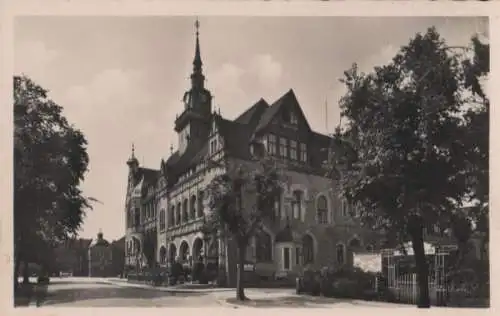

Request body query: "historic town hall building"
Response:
[123, 20, 382, 285]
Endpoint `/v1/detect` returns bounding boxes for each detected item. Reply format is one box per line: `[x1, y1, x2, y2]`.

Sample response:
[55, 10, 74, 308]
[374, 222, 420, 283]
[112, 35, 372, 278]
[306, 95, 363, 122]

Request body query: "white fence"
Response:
[388, 273, 438, 305]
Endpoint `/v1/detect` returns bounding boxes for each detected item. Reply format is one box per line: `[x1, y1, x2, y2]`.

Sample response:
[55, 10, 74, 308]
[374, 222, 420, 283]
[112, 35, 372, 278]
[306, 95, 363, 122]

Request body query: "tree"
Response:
[462, 35, 490, 262]
[14, 75, 95, 286]
[330, 28, 488, 307]
[203, 156, 283, 301]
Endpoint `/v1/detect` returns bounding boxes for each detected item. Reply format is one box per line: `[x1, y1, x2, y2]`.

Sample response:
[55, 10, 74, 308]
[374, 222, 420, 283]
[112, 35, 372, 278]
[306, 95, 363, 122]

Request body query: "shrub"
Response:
[37, 276, 50, 285]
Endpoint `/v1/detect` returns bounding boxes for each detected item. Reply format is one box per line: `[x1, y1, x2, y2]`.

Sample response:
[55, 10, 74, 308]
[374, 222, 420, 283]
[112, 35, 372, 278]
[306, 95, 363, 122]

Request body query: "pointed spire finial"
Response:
[131, 143, 136, 159]
[193, 17, 202, 71]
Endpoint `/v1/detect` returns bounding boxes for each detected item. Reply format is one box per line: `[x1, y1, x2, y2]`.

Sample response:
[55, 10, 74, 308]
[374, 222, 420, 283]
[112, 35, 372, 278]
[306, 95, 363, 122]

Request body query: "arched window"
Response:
[336, 243, 345, 265]
[182, 199, 189, 222]
[292, 190, 303, 220]
[159, 246, 167, 264]
[180, 241, 189, 261]
[190, 195, 196, 219]
[316, 195, 328, 224]
[255, 231, 272, 262]
[169, 205, 175, 227]
[197, 191, 204, 218]
[159, 209, 166, 230]
[176, 203, 181, 226]
[302, 234, 314, 264]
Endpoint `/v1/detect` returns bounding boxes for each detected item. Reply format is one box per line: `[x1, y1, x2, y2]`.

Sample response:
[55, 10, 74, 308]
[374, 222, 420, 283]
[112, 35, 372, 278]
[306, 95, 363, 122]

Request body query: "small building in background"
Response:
[88, 231, 113, 277]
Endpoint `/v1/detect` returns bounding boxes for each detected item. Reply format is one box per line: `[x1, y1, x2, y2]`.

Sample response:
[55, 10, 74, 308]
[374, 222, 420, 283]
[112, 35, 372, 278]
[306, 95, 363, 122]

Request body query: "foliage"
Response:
[203, 156, 284, 299]
[298, 266, 378, 300]
[204, 157, 284, 244]
[14, 75, 96, 279]
[330, 28, 489, 307]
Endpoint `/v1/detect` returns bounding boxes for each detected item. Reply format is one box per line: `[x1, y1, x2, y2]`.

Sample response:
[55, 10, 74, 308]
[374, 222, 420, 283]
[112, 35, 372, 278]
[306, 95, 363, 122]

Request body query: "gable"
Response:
[254, 89, 311, 135]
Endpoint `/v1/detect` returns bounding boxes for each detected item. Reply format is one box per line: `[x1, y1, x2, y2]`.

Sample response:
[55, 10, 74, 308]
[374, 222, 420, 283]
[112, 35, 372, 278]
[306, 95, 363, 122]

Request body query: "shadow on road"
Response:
[43, 284, 208, 306]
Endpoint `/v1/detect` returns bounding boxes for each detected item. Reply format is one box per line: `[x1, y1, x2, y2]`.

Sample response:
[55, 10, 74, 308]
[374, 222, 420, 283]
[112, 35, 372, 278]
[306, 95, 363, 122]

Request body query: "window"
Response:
[197, 191, 204, 217]
[290, 140, 297, 160]
[290, 112, 298, 125]
[283, 247, 291, 270]
[279, 137, 287, 158]
[295, 248, 301, 265]
[317, 195, 328, 224]
[341, 200, 348, 217]
[336, 244, 345, 265]
[267, 134, 277, 155]
[169, 206, 175, 227]
[182, 199, 189, 222]
[176, 203, 181, 225]
[292, 190, 303, 220]
[210, 139, 218, 155]
[302, 235, 314, 264]
[134, 208, 140, 227]
[273, 191, 282, 221]
[190, 195, 196, 219]
[354, 202, 362, 218]
[300, 143, 307, 162]
[159, 209, 166, 230]
[255, 231, 272, 262]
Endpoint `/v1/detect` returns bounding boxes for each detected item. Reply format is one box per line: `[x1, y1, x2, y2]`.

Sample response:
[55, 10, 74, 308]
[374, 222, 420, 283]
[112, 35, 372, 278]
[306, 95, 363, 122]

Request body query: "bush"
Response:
[297, 266, 379, 300]
[37, 276, 50, 285]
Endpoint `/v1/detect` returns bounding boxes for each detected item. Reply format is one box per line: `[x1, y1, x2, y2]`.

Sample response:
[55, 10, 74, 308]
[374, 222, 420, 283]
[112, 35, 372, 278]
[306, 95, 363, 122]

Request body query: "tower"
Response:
[175, 18, 213, 154]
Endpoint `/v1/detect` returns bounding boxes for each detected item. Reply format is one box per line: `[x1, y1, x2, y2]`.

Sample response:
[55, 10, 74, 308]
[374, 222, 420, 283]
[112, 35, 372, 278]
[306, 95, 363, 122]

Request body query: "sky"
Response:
[13, 16, 488, 241]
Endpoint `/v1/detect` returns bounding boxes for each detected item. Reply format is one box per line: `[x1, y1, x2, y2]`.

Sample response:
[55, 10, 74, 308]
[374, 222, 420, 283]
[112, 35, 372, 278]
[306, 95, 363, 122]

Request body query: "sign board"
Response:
[237, 263, 255, 272]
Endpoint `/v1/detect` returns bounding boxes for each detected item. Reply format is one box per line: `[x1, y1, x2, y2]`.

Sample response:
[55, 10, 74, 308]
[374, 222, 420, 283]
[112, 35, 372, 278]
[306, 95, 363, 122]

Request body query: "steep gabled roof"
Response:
[234, 98, 269, 128]
[254, 89, 311, 133]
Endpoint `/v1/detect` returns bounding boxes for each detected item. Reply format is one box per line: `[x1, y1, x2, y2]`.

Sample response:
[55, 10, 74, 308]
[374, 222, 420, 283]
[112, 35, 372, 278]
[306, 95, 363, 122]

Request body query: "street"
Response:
[25, 277, 412, 308]
[41, 277, 224, 307]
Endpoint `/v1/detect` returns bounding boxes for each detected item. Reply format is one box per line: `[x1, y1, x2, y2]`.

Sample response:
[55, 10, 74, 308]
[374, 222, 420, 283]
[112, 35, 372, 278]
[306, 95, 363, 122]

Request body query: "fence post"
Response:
[412, 273, 417, 305]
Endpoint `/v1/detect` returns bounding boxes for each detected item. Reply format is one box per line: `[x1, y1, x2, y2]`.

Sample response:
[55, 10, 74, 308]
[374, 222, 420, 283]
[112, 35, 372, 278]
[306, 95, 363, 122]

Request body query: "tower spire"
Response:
[193, 18, 202, 73]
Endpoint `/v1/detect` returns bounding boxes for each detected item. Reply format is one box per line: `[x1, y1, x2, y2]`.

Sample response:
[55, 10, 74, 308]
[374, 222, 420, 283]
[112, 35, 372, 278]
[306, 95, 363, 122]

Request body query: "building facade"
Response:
[88, 232, 114, 277]
[123, 20, 383, 285]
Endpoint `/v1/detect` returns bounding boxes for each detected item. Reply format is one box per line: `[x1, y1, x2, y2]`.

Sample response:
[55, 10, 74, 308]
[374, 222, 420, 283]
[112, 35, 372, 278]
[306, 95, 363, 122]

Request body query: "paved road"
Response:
[36, 277, 410, 308]
[42, 278, 224, 307]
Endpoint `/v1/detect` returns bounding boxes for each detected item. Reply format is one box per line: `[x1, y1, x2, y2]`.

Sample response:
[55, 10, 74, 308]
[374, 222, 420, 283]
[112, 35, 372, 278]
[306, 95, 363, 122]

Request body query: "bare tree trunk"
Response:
[410, 219, 431, 308]
[236, 244, 247, 301]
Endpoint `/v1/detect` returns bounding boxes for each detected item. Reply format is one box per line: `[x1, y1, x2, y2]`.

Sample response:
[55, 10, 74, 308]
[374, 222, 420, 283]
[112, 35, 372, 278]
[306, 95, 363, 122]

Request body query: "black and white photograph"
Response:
[11, 15, 490, 309]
